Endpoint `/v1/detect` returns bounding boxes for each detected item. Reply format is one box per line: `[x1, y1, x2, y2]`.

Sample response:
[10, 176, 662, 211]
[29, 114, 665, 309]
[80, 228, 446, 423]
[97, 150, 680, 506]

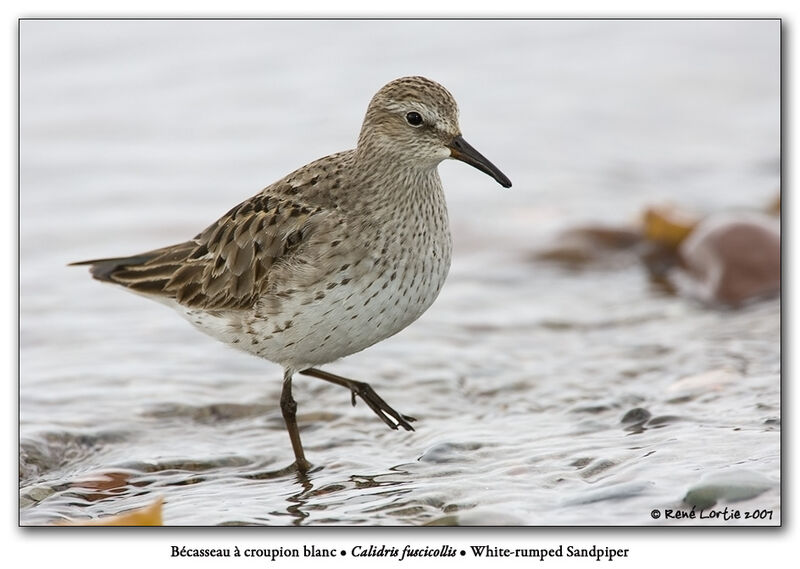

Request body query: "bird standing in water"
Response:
[72, 76, 512, 471]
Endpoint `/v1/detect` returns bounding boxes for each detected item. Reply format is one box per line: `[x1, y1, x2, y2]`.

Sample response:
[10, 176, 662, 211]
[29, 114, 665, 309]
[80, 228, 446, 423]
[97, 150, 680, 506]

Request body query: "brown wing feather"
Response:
[74, 191, 334, 310]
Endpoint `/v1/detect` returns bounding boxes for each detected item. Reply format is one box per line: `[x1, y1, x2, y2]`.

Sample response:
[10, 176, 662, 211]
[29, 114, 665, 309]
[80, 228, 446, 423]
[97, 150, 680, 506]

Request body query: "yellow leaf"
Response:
[643, 205, 698, 250]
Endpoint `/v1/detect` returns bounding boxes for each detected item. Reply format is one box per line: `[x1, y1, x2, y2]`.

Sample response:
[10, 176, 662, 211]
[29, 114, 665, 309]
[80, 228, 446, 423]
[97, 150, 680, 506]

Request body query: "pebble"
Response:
[683, 469, 774, 509]
[676, 212, 780, 305]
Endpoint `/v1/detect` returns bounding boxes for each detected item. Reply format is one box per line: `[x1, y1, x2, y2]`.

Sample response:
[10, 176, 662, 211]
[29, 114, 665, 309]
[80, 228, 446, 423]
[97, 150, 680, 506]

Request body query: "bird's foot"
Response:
[345, 379, 416, 432]
[299, 367, 416, 431]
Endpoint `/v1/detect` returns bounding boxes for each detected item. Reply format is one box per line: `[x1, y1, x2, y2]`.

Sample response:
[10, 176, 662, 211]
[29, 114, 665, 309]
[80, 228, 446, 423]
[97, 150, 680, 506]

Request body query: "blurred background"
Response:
[20, 19, 780, 526]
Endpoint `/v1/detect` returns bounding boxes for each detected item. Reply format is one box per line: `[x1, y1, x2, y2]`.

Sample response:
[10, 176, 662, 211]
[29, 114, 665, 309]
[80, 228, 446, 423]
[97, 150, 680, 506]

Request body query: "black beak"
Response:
[448, 135, 512, 188]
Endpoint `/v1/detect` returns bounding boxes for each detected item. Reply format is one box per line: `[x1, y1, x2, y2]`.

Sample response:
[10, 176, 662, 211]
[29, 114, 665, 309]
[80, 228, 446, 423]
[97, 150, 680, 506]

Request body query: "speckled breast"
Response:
[182, 210, 453, 371]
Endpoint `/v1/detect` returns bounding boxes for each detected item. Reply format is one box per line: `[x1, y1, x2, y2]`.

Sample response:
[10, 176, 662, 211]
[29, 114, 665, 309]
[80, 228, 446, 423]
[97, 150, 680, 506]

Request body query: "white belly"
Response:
[176, 234, 452, 371]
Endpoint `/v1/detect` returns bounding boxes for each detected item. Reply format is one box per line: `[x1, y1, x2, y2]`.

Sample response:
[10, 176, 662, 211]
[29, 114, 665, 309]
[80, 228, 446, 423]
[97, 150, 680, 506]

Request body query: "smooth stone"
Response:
[667, 368, 741, 396]
[562, 481, 652, 506]
[683, 469, 774, 509]
[418, 441, 483, 464]
[20, 484, 56, 504]
[428, 508, 526, 526]
[579, 459, 617, 479]
[621, 407, 652, 424]
[676, 212, 780, 305]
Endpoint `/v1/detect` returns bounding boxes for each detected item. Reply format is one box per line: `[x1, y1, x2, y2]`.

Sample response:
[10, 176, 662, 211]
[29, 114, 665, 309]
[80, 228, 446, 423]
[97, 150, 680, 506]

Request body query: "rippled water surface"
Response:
[20, 19, 780, 526]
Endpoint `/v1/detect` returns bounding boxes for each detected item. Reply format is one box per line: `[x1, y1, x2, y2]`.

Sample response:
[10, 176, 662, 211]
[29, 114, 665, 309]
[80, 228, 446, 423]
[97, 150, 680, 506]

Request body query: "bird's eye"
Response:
[405, 111, 424, 127]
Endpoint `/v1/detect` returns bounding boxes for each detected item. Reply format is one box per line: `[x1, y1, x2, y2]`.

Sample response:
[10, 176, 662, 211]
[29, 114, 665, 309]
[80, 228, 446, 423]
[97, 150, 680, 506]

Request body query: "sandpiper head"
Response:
[358, 76, 512, 188]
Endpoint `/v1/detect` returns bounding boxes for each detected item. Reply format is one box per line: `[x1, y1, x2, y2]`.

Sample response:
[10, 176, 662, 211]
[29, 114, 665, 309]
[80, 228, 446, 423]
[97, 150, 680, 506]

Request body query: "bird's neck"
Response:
[350, 149, 443, 207]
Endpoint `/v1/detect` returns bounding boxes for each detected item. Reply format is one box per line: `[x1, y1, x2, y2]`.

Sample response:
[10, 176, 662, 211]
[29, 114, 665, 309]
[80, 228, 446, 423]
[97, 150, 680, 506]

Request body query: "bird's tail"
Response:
[69, 240, 197, 297]
[69, 253, 164, 283]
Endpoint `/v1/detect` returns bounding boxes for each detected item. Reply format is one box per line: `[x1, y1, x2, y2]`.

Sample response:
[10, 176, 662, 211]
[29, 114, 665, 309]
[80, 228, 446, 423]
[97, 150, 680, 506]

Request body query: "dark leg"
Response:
[299, 367, 416, 431]
[280, 369, 311, 472]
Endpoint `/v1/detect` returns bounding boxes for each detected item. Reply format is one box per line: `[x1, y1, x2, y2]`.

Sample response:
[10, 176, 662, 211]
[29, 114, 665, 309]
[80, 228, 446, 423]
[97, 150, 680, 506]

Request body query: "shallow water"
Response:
[20, 19, 780, 525]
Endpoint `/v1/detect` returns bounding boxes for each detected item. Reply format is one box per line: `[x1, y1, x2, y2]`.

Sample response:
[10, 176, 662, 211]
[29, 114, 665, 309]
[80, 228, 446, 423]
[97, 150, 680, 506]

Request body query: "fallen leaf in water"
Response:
[531, 226, 642, 268]
[643, 204, 698, 250]
[56, 496, 163, 526]
[68, 471, 134, 502]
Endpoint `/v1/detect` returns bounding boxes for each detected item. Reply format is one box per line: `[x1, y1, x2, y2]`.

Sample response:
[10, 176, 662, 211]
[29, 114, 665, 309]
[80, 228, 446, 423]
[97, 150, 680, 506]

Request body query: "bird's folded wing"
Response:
[72, 191, 340, 311]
